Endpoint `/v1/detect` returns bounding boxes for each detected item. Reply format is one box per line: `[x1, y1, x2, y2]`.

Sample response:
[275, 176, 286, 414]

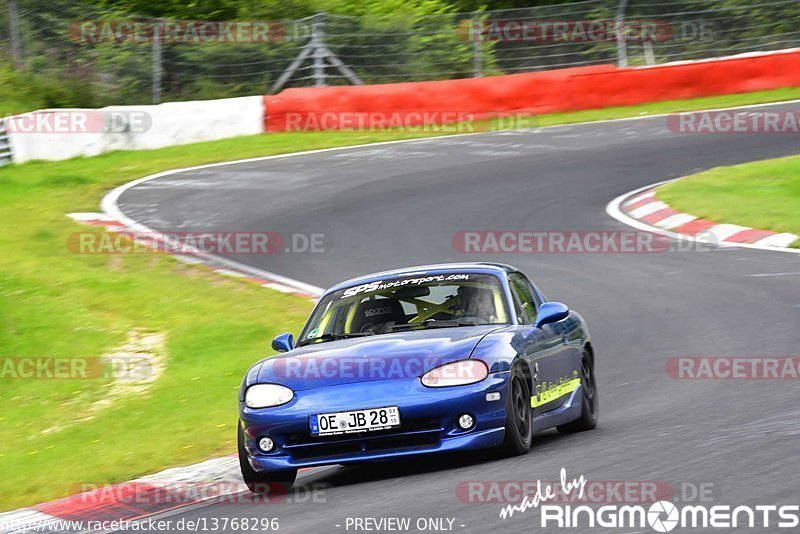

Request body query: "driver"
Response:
[457, 286, 497, 323]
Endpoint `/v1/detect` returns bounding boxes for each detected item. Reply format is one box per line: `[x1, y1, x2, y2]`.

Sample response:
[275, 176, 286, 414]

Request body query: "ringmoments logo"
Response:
[498, 469, 799, 531]
[538, 502, 800, 531]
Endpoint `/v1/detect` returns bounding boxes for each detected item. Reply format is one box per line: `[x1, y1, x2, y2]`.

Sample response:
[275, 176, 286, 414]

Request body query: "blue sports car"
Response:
[238, 262, 597, 492]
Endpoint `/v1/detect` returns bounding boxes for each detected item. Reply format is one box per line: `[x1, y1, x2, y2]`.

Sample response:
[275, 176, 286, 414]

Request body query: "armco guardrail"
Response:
[263, 48, 800, 132]
[6, 96, 264, 164]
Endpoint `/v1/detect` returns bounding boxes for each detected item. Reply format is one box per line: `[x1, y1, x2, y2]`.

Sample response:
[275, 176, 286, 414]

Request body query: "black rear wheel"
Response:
[557, 350, 598, 434]
[498, 364, 533, 456]
[238, 424, 297, 494]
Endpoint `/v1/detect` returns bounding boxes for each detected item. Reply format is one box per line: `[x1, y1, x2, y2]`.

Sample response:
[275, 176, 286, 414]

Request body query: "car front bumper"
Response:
[240, 372, 509, 471]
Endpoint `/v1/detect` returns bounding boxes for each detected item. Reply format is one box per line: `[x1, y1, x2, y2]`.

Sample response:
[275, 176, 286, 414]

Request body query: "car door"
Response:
[507, 272, 573, 415]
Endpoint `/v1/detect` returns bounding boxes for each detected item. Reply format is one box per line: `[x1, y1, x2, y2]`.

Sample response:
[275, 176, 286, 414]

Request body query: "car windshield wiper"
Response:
[388, 319, 486, 331]
[297, 332, 374, 346]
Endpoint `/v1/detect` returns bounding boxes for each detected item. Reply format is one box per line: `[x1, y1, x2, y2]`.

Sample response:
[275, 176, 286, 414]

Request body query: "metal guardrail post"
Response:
[8, 0, 23, 69]
[152, 20, 163, 104]
[643, 40, 656, 66]
[311, 13, 326, 87]
[615, 0, 629, 68]
[472, 19, 482, 78]
[270, 12, 362, 94]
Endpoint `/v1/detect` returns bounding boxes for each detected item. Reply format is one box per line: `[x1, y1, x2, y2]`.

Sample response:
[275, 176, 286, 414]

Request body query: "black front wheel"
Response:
[238, 424, 297, 494]
[498, 364, 533, 456]
[557, 350, 598, 434]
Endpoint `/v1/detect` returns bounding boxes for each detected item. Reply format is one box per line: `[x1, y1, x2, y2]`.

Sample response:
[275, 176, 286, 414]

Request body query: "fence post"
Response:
[615, 0, 629, 68]
[311, 13, 326, 87]
[152, 20, 163, 104]
[643, 40, 655, 66]
[472, 18, 482, 78]
[8, 0, 23, 69]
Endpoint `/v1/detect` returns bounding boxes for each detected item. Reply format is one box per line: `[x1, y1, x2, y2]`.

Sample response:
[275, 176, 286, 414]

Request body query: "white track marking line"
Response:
[212, 268, 247, 278]
[0, 510, 63, 534]
[754, 232, 800, 248]
[534, 97, 800, 130]
[67, 212, 118, 222]
[263, 282, 301, 293]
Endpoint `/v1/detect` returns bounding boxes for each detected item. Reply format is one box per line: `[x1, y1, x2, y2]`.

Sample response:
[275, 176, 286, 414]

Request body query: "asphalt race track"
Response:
[116, 103, 800, 533]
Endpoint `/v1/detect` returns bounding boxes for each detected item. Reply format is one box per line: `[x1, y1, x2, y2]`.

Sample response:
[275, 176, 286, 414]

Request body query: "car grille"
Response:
[284, 419, 443, 462]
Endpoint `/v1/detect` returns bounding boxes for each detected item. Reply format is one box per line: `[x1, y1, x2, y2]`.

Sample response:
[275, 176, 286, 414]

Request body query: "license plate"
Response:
[310, 406, 400, 436]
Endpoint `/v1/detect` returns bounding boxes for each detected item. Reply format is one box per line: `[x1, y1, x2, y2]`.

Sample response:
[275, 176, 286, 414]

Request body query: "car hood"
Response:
[256, 325, 503, 390]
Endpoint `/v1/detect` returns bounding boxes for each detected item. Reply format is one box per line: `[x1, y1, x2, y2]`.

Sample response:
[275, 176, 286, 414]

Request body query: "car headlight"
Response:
[421, 360, 489, 388]
[245, 384, 294, 408]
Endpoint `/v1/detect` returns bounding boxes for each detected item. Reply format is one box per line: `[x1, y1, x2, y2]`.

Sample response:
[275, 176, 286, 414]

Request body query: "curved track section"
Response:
[116, 103, 800, 533]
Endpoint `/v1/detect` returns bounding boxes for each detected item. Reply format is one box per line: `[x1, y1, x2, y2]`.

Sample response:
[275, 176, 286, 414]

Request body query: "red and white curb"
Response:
[607, 179, 799, 254]
[0, 456, 238, 534]
[0, 457, 320, 534]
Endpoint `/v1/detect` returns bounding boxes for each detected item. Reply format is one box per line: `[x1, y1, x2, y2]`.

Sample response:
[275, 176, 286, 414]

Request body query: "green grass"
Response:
[532, 87, 800, 127]
[2, 86, 800, 511]
[659, 155, 800, 248]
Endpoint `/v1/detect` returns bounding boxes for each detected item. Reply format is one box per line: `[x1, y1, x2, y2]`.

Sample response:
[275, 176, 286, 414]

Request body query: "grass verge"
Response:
[659, 155, 800, 248]
[532, 87, 800, 127]
[2, 86, 800, 510]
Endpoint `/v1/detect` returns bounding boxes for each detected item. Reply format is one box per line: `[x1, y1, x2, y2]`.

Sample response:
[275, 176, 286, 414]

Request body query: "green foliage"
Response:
[0, 60, 96, 114]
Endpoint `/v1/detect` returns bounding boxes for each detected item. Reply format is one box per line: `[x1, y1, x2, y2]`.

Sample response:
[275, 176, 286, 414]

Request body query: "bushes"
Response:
[0, 59, 99, 114]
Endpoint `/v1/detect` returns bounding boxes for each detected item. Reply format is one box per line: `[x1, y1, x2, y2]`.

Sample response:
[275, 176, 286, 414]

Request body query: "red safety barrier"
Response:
[264, 49, 800, 132]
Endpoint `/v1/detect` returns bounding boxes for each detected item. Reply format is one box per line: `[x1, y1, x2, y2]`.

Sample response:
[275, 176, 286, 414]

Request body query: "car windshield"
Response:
[298, 273, 509, 346]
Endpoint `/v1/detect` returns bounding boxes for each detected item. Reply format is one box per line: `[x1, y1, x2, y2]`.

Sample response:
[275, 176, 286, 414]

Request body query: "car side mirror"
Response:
[271, 333, 294, 353]
[534, 302, 569, 329]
